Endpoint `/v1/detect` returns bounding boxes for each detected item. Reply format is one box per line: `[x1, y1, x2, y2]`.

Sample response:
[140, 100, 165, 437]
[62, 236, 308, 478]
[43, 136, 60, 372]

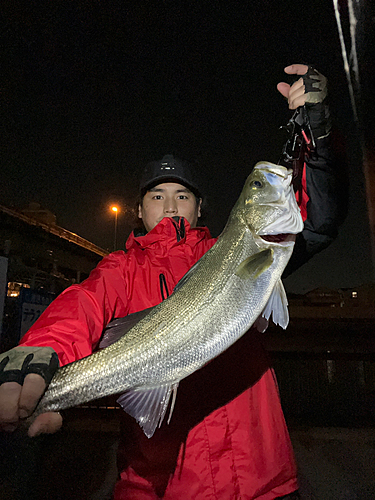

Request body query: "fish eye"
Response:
[250, 180, 263, 188]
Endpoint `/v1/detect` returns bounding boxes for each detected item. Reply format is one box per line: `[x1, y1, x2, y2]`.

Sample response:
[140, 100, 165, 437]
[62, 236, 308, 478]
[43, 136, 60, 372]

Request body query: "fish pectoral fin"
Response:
[235, 248, 273, 279]
[261, 278, 289, 329]
[116, 382, 179, 439]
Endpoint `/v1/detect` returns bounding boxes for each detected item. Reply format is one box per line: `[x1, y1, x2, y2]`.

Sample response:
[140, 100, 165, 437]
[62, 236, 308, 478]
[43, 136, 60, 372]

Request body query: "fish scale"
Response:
[32, 161, 303, 438]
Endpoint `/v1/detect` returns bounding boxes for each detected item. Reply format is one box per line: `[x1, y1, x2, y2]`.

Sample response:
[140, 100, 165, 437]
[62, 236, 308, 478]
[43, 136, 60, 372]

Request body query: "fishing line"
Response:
[332, 0, 361, 124]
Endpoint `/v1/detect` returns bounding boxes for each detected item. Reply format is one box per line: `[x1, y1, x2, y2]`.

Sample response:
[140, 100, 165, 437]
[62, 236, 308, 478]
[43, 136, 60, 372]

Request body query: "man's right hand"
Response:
[0, 346, 63, 437]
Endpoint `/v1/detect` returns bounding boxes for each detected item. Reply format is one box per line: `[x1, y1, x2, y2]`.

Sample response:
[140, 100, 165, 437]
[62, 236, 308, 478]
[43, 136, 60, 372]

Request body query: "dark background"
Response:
[1, 0, 372, 292]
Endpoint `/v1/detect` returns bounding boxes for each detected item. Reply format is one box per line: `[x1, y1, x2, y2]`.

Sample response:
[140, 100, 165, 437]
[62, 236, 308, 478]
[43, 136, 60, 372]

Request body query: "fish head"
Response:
[240, 161, 304, 245]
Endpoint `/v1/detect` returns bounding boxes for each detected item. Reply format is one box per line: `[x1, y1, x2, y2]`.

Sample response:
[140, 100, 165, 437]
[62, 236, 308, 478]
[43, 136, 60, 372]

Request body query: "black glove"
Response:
[303, 66, 331, 140]
[302, 66, 328, 104]
[0, 346, 59, 386]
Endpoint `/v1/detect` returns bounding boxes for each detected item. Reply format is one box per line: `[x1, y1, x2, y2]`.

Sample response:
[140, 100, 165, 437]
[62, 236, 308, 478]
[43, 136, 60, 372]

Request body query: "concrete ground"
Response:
[1, 418, 375, 500]
[290, 427, 375, 500]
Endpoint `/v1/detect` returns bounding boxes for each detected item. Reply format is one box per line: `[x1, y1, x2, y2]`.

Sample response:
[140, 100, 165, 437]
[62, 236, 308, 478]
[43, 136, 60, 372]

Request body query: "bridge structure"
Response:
[0, 204, 109, 349]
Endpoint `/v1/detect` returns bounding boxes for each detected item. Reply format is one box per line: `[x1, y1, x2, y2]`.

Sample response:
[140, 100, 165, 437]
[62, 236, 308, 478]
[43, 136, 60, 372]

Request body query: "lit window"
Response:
[7, 282, 31, 298]
[351, 291, 358, 299]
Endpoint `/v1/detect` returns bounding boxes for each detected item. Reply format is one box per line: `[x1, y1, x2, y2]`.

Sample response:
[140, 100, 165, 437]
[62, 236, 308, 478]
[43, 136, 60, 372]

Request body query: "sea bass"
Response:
[33, 162, 303, 437]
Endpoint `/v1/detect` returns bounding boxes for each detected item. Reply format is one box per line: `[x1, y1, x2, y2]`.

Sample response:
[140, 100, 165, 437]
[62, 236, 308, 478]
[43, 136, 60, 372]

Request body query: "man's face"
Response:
[138, 182, 202, 233]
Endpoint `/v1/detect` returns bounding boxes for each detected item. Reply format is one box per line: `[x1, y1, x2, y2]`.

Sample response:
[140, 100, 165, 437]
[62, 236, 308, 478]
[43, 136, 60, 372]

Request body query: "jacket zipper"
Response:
[171, 216, 186, 242]
[159, 217, 184, 301]
[159, 273, 170, 301]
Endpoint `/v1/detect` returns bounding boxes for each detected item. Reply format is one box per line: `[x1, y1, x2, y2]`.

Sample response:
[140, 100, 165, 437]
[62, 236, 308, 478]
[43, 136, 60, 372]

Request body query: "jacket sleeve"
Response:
[19, 252, 129, 366]
[283, 104, 347, 278]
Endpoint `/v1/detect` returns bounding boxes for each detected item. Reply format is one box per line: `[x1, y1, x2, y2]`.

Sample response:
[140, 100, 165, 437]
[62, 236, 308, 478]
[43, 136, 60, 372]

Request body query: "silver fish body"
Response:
[34, 162, 303, 437]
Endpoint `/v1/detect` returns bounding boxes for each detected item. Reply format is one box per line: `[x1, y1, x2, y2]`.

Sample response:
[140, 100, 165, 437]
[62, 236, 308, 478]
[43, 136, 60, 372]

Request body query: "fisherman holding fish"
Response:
[0, 64, 341, 500]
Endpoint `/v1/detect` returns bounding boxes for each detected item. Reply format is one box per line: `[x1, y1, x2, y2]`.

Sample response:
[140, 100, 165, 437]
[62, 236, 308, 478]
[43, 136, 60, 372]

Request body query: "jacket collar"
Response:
[126, 217, 212, 251]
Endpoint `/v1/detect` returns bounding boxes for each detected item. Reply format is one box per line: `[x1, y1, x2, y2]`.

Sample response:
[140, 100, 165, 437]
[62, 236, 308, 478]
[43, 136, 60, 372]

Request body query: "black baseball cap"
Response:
[140, 154, 202, 198]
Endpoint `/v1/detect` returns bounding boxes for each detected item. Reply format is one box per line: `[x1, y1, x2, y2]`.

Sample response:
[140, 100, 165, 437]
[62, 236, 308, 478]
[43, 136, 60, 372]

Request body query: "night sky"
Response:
[2, 1, 373, 293]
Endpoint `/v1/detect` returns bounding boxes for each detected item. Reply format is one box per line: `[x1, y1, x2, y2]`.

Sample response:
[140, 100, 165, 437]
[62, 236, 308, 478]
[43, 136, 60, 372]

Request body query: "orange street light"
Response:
[110, 205, 120, 251]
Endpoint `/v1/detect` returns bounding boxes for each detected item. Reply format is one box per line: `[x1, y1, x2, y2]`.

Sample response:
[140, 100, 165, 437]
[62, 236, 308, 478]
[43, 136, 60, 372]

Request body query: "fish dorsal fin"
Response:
[235, 248, 273, 279]
[173, 259, 201, 292]
[99, 307, 154, 349]
[261, 278, 289, 329]
[117, 383, 179, 438]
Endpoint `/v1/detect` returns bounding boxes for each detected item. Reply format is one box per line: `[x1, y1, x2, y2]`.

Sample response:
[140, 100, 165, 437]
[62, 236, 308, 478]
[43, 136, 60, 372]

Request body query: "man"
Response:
[0, 64, 341, 499]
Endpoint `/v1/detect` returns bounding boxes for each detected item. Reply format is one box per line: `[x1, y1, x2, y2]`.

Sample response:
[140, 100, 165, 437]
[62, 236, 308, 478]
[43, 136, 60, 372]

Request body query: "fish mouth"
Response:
[260, 234, 296, 245]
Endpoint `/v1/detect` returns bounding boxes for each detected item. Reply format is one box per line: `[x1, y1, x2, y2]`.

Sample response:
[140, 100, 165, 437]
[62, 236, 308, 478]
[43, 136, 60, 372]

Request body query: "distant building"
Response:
[289, 284, 375, 319]
[1, 203, 108, 290]
[0, 203, 109, 349]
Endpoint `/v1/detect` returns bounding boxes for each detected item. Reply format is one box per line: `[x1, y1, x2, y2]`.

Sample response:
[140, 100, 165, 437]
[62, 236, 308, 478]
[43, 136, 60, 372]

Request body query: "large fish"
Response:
[33, 161, 303, 437]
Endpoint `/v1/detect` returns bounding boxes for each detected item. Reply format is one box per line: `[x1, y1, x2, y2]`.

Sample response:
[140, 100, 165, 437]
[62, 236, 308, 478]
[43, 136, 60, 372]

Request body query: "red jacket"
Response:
[21, 217, 298, 499]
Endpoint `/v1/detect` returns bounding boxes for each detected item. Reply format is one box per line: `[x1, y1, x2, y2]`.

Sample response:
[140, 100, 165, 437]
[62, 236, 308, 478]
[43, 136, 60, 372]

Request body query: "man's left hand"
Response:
[277, 64, 309, 110]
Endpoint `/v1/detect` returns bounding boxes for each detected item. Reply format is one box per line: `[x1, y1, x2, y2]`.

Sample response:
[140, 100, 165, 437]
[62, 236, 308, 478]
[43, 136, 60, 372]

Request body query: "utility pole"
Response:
[111, 206, 119, 252]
